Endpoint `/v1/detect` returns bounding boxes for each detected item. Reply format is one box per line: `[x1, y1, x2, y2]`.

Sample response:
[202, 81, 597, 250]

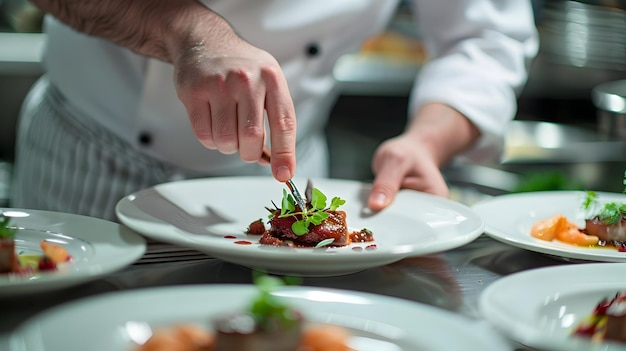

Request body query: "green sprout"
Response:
[274, 188, 346, 236]
[581, 172, 626, 225]
[248, 273, 301, 332]
[0, 213, 15, 240]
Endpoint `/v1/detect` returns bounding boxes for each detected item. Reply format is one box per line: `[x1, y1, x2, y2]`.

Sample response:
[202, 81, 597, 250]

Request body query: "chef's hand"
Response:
[28, 0, 297, 183]
[172, 6, 297, 182]
[367, 103, 480, 211]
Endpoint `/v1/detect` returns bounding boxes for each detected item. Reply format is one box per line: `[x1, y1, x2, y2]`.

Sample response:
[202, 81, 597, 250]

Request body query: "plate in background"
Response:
[479, 262, 626, 351]
[0, 208, 146, 296]
[471, 191, 626, 262]
[11, 284, 512, 350]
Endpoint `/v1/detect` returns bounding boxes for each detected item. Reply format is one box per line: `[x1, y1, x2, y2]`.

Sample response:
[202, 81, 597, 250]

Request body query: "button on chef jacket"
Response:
[40, 0, 538, 176]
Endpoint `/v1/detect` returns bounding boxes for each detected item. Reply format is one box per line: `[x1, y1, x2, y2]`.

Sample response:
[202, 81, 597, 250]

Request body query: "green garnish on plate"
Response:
[273, 187, 346, 236]
[581, 171, 626, 225]
[0, 213, 16, 240]
[249, 274, 301, 332]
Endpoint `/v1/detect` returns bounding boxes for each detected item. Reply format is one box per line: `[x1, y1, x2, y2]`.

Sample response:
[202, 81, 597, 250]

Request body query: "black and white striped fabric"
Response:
[11, 78, 177, 222]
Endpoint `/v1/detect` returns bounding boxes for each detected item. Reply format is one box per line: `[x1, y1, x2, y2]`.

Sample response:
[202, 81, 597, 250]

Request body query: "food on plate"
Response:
[573, 291, 626, 344]
[246, 181, 374, 248]
[0, 213, 71, 275]
[530, 191, 626, 251]
[530, 214, 600, 246]
[136, 275, 351, 351]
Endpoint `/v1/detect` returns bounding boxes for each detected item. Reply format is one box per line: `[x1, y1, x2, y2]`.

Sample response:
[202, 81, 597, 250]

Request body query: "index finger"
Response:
[368, 157, 406, 211]
[263, 67, 297, 182]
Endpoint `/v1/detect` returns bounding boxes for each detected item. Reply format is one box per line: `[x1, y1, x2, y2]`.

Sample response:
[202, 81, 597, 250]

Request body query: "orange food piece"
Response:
[531, 214, 599, 246]
[531, 214, 566, 241]
[40, 240, 70, 264]
[556, 222, 599, 246]
[138, 325, 214, 351]
[300, 324, 350, 351]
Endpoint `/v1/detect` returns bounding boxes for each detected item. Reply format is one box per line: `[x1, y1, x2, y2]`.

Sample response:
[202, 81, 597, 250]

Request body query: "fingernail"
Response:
[371, 193, 387, 206]
[277, 166, 292, 181]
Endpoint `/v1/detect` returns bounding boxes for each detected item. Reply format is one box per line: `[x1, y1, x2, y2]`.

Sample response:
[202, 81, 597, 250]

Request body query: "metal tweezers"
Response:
[261, 147, 308, 212]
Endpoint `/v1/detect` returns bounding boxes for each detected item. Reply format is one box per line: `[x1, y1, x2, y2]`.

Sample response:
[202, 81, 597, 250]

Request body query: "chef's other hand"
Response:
[367, 103, 480, 211]
[368, 135, 449, 211]
[172, 5, 297, 182]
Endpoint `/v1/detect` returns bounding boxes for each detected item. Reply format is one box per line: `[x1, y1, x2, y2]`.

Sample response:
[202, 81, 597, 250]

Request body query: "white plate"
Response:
[10, 284, 511, 351]
[472, 191, 626, 262]
[115, 176, 484, 276]
[0, 208, 146, 296]
[479, 262, 626, 351]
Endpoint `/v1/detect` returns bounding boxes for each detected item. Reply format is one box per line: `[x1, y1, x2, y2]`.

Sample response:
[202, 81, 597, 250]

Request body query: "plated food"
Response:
[0, 208, 146, 296]
[479, 262, 626, 351]
[11, 284, 512, 350]
[471, 191, 626, 262]
[136, 275, 352, 351]
[246, 181, 374, 248]
[531, 191, 626, 251]
[0, 213, 71, 275]
[116, 176, 484, 276]
[574, 291, 626, 344]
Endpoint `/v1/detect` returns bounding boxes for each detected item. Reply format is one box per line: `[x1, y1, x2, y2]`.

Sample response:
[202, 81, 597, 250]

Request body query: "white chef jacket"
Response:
[40, 0, 538, 175]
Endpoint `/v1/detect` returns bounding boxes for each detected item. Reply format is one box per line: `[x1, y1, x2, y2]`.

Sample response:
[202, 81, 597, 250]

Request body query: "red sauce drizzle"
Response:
[234, 240, 252, 245]
[365, 244, 377, 250]
[223, 235, 237, 239]
[351, 246, 363, 251]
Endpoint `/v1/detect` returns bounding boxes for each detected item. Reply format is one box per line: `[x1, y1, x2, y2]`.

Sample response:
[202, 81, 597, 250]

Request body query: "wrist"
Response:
[406, 103, 480, 166]
[159, 3, 241, 65]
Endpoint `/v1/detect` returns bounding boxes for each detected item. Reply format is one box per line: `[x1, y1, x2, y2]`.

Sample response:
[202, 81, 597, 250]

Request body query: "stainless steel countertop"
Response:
[0, 233, 569, 351]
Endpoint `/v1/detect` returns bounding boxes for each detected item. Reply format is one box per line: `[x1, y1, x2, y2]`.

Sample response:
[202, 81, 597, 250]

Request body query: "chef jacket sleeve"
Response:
[409, 0, 539, 161]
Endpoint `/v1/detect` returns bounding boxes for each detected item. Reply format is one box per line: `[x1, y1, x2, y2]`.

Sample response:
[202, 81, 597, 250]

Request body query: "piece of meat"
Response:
[0, 238, 16, 274]
[213, 312, 303, 351]
[265, 210, 349, 247]
[585, 216, 626, 242]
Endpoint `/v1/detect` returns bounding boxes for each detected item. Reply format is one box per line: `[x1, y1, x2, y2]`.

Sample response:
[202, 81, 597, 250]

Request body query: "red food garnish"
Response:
[38, 256, 57, 271]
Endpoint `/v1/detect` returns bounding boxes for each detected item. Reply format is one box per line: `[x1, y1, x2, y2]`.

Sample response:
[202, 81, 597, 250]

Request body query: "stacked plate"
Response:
[540, 0, 626, 71]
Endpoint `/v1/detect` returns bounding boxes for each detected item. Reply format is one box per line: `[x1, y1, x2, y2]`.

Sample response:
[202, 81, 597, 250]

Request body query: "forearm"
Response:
[30, 0, 236, 63]
[405, 103, 480, 167]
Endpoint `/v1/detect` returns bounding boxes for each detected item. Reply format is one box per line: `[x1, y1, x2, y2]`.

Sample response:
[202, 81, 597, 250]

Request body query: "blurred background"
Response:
[2, 0, 626, 206]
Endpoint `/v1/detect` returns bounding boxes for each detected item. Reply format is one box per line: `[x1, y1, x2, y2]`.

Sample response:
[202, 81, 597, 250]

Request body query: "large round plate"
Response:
[479, 263, 626, 351]
[10, 284, 511, 350]
[0, 208, 146, 296]
[115, 176, 484, 276]
[471, 191, 626, 262]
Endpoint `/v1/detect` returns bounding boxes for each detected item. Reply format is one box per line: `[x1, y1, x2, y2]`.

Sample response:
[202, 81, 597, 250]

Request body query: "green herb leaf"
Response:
[329, 197, 346, 211]
[0, 214, 15, 240]
[582, 191, 598, 211]
[281, 189, 295, 216]
[310, 188, 327, 210]
[292, 220, 309, 236]
[315, 238, 335, 248]
[309, 211, 329, 226]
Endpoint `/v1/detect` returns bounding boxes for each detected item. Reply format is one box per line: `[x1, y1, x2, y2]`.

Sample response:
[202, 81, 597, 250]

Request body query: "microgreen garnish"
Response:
[0, 213, 15, 240]
[249, 273, 300, 332]
[581, 172, 626, 225]
[274, 187, 346, 236]
[314, 238, 335, 248]
[582, 191, 598, 211]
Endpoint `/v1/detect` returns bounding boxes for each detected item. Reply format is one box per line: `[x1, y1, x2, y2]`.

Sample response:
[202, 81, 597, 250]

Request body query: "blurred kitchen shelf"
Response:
[0, 32, 44, 75]
[333, 53, 420, 96]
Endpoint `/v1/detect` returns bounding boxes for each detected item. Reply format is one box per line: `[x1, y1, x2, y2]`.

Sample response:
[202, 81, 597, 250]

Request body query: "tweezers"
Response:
[261, 147, 308, 212]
